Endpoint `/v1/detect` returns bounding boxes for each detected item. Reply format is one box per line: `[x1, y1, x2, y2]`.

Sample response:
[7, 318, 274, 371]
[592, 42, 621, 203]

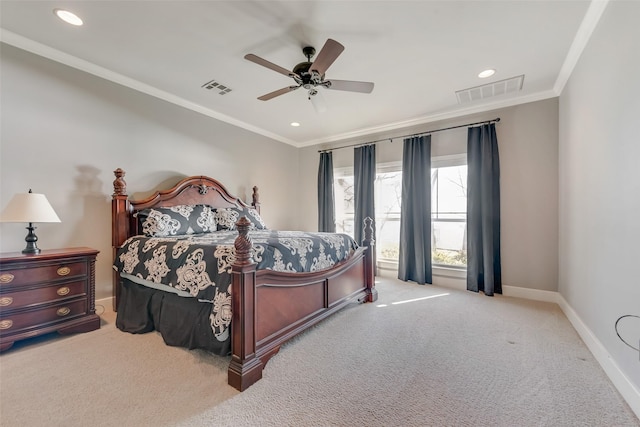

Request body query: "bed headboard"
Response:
[111, 168, 260, 248]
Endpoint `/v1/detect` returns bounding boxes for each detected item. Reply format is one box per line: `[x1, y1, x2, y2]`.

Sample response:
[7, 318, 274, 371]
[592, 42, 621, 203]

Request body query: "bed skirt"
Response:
[116, 278, 230, 356]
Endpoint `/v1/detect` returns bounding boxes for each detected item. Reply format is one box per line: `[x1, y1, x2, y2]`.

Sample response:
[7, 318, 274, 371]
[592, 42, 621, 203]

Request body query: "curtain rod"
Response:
[318, 117, 500, 153]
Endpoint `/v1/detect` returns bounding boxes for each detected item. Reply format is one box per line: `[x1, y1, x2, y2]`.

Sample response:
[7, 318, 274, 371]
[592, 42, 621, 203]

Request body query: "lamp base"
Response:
[22, 223, 41, 255]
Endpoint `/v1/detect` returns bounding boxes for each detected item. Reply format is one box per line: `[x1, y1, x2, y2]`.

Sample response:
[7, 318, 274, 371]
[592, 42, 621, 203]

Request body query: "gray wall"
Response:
[0, 44, 300, 301]
[298, 98, 560, 292]
[559, 1, 640, 392]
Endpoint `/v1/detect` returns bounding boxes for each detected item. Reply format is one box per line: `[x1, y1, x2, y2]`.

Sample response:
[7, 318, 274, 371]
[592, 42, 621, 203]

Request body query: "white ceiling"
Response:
[0, 1, 600, 147]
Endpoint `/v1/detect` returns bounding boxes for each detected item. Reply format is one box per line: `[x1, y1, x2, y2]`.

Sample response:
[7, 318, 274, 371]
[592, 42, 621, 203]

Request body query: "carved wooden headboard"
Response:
[111, 168, 260, 308]
[111, 168, 260, 248]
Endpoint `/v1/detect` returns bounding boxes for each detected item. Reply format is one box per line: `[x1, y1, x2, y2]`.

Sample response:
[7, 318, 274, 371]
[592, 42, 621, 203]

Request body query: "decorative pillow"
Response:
[214, 206, 267, 231]
[135, 205, 216, 237]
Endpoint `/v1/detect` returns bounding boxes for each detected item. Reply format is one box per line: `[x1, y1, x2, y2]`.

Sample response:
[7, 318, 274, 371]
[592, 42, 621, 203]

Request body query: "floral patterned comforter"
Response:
[114, 230, 358, 341]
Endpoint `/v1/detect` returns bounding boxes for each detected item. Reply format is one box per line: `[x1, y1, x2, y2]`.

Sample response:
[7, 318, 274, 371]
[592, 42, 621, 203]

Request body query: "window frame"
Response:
[430, 154, 468, 270]
[333, 155, 468, 272]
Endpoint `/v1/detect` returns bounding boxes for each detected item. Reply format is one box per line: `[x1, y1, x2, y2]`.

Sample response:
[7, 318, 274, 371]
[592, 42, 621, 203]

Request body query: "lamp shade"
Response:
[0, 192, 61, 223]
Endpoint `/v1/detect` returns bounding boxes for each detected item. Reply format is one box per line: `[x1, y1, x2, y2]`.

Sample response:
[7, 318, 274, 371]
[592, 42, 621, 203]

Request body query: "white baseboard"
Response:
[557, 294, 640, 420]
[432, 275, 465, 290]
[378, 265, 469, 290]
[502, 285, 560, 303]
[378, 267, 640, 419]
[492, 286, 639, 419]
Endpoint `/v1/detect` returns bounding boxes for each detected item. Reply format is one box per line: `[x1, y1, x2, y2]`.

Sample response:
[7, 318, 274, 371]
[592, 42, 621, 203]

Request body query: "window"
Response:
[334, 164, 403, 262]
[374, 164, 403, 262]
[334, 171, 355, 236]
[334, 155, 467, 269]
[431, 155, 467, 268]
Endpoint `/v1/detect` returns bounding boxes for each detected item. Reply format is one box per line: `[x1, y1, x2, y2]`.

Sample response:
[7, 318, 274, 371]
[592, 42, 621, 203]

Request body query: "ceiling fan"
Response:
[244, 38, 374, 111]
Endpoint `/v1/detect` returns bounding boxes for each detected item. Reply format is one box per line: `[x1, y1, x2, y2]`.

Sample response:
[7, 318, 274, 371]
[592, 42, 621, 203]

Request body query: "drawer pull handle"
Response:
[0, 320, 13, 330]
[57, 287, 71, 296]
[0, 273, 14, 283]
[57, 307, 71, 317]
[0, 297, 13, 307]
[57, 267, 71, 276]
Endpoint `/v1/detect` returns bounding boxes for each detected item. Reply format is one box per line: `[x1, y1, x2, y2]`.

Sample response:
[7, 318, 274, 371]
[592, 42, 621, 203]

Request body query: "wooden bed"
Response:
[111, 168, 377, 391]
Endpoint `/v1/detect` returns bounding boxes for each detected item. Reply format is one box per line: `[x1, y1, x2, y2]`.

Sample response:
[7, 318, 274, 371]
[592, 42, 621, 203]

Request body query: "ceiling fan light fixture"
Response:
[478, 69, 496, 78]
[54, 9, 83, 26]
[245, 38, 374, 104]
[308, 89, 327, 113]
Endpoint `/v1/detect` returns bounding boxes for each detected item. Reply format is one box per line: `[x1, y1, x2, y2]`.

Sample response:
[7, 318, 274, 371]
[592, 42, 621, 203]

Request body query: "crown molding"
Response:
[553, 0, 610, 95]
[0, 28, 296, 147]
[2, 0, 606, 150]
[297, 89, 559, 148]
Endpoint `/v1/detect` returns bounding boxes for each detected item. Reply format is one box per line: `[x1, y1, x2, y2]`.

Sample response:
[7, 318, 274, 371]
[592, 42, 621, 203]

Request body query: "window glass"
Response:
[334, 173, 355, 236]
[431, 164, 467, 267]
[375, 170, 402, 261]
[334, 157, 467, 268]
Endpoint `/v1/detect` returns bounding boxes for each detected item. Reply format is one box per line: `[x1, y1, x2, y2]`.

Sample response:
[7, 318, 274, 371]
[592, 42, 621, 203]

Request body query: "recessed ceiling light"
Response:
[54, 9, 83, 26]
[290, 122, 300, 127]
[478, 69, 495, 79]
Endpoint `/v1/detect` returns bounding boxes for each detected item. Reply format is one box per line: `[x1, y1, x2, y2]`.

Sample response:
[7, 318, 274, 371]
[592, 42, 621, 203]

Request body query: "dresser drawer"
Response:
[0, 299, 88, 337]
[0, 261, 87, 286]
[0, 280, 87, 311]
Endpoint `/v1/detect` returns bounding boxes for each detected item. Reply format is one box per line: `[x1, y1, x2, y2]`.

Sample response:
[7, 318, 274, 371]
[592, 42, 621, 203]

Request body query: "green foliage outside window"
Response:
[432, 249, 467, 267]
[379, 244, 467, 267]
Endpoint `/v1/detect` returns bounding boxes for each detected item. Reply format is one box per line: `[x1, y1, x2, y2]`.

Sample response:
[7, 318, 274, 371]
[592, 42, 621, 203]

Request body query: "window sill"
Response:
[433, 266, 466, 279]
[377, 260, 466, 279]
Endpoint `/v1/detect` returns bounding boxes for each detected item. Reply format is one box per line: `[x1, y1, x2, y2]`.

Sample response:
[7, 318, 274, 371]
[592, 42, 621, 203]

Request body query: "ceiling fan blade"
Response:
[245, 54, 294, 78]
[310, 38, 344, 76]
[326, 79, 374, 94]
[257, 85, 300, 101]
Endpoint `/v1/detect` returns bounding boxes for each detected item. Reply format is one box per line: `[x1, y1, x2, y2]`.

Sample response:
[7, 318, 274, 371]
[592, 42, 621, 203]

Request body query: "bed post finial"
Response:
[229, 215, 262, 391]
[112, 168, 130, 312]
[113, 168, 127, 196]
[363, 217, 374, 245]
[252, 186, 260, 213]
[234, 216, 254, 266]
[362, 217, 378, 303]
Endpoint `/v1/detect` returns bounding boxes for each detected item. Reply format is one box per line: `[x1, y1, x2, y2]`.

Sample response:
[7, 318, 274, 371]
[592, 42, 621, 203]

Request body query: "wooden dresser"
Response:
[0, 247, 100, 351]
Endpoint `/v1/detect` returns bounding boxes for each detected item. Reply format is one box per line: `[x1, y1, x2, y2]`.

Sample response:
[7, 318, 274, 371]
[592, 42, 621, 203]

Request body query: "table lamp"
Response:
[0, 189, 61, 254]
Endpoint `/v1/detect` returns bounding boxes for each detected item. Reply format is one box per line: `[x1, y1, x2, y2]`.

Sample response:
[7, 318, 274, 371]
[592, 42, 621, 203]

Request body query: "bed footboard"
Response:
[228, 217, 376, 391]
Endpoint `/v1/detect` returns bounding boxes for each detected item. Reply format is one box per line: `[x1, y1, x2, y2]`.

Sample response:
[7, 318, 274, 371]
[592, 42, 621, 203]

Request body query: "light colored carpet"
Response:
[0, 306, 238, 426]
[1, 278, 638, 427]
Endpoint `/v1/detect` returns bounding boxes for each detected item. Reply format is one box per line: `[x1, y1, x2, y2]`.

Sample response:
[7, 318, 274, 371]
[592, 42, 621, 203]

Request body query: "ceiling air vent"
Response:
[202, 79, 233, 95]
[456, 74, 524, 104]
